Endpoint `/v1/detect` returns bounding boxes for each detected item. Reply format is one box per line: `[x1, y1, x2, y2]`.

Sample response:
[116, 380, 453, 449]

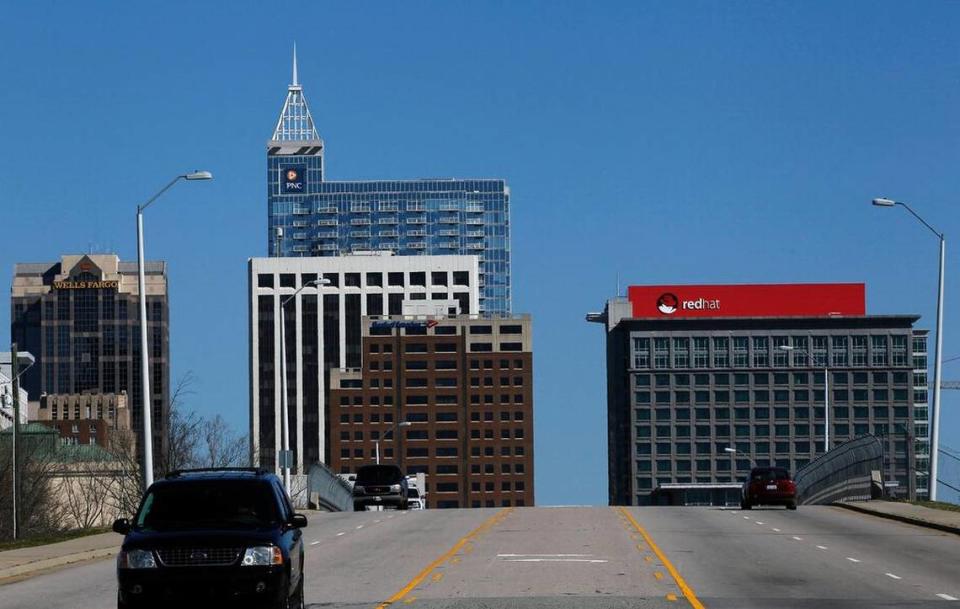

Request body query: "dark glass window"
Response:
[258, 274, 274, 288]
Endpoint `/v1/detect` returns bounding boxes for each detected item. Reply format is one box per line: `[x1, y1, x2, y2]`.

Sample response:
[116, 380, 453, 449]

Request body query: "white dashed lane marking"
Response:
[885, 573, 901, 580]
[755, 521, 765, 525]
[356, 525, 364, 529]
[336, 532, 345, 536]
[937, 594, 958, 601]
[310, 541, 320, 546]
[792, 536, 803, 541]
[772, 528, 781, 532]
[846, 557, 861, 563]
[816, 545, 828, 550]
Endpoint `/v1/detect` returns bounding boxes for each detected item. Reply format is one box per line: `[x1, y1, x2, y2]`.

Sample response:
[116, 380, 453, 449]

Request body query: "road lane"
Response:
[386, 506, 686, 609]
[624, 506, 960, 609]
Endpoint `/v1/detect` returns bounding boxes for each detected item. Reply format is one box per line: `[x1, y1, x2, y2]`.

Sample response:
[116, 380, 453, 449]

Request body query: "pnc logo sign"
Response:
[282, 165, 307, 194]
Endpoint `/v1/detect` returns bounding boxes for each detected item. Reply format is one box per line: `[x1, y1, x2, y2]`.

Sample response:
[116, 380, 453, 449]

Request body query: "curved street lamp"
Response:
[872, 197, 945, 501]
[137, 171, 213, 490]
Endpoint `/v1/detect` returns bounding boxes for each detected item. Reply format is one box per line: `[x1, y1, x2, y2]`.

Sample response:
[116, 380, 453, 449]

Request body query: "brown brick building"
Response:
[33, 392, 132, 451]
[330, 315, 534, 509]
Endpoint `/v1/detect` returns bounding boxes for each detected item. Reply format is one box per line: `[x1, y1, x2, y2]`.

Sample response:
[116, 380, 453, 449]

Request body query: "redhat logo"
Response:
[657, 293, 678, 315]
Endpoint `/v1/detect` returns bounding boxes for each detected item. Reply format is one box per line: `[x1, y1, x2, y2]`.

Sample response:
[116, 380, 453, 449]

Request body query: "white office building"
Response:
[248, 252, 480, 475]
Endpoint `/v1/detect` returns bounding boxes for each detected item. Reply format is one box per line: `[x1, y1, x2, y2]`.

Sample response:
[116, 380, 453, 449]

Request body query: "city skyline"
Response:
[2, 2, 959, 505]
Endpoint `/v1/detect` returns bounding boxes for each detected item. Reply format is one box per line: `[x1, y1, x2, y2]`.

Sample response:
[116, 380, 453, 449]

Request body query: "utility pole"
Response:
[11, 343, 20, 540]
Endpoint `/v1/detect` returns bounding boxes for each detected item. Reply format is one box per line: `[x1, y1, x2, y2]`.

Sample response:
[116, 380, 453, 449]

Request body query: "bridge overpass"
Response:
[2, 506, 958, 608]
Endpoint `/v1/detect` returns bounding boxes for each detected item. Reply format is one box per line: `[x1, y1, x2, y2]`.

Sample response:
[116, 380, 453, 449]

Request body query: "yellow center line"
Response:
[375, 508, 512, 608]
[618, 507, 706, 609]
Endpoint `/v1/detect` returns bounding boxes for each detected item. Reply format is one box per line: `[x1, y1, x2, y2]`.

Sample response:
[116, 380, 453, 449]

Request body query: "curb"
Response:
[0, 546, 118, 582]
[833, 502, 960, 536]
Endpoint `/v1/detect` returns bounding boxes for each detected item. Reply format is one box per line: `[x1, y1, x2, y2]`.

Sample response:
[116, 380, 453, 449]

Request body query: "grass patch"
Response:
[0, 527, 111, 552]
[891, 499, 960, 514]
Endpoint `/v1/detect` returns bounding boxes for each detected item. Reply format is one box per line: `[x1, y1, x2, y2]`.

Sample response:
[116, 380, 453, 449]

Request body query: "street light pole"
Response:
[376, 421, 411, 466]
[279, 276, 330, 496]
[136, 171, 212, 490]
[872, 198, 946, 501]
[4, 346, 35, 541]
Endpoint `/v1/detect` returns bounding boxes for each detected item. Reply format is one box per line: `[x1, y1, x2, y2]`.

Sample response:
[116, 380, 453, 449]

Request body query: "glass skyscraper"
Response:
[266, 53, 511, 315]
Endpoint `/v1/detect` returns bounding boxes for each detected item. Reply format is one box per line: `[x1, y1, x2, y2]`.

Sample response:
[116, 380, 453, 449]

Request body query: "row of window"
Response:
[258, 271, 472, 289]
[636, 421, 905, 439]
[633, 335, 918, 369]
[636, 405, 911, 422]
[337, 393, 528, 407]
[638, 438, 912, 458]
[635, 370, 917, 388]
[635, 388, 918, 405]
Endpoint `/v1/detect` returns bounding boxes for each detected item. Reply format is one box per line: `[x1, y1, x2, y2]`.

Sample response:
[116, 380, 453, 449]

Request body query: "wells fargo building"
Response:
[11, 254, 169, 460]
[589, 284, 928, 505]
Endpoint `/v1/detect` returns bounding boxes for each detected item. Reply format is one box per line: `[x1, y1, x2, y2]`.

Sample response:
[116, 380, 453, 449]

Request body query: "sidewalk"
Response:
[0, 531, 119, 582]
[835, 500, 960, 535]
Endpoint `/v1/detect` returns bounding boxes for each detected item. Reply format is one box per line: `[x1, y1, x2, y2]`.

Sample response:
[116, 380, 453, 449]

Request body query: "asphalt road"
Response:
[0, 506, 958, 608]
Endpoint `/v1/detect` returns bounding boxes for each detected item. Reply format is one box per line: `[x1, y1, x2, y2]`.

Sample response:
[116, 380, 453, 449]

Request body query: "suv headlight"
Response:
[117, 549, 157, 569]
[242, 546, 283, 566]
[390, 484, 401, 492]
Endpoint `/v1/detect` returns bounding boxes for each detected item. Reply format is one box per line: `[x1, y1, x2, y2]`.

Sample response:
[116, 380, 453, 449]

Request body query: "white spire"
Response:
[271, 45, 321, 142]
[292, 42, 298, 87]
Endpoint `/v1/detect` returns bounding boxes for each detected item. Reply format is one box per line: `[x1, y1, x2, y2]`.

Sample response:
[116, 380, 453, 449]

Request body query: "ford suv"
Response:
[112, 468, 307, 609]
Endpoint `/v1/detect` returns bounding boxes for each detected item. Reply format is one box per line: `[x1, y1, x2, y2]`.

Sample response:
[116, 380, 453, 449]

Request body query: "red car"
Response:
[741, 467, 798, 510]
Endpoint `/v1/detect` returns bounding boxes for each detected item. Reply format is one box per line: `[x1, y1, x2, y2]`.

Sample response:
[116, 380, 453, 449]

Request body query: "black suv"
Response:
[352, 464, 409, 511]
[113, 468, 307, 609]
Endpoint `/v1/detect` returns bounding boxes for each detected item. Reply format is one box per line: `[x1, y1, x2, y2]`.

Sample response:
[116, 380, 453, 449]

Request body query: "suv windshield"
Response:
[136, 480, 280, 530]
[355, 465, 403, 485]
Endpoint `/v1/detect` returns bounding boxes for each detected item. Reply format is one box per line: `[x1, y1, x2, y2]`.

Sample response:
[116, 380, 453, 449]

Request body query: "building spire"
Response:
[292, 42, 299, 87]
[270, 45, 321, 142]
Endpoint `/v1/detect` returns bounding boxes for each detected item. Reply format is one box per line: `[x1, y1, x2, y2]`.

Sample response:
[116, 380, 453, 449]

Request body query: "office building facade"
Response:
[33, 392, 131, 450]
[10, 254, 169, 463]
[266, 53, 511, 315]
[248, 254, 479, 475]
[589, 284, 928, 505]
[329, 315, 534, 509]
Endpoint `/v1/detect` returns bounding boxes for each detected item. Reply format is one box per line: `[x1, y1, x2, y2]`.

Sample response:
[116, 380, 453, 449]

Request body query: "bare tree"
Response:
[160, 371, 203, 475]
[198, 415, 249, 468]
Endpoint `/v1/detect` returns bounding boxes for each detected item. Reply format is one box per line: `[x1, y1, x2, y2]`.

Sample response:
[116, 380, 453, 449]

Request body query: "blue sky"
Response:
[1, 1, 958, 504]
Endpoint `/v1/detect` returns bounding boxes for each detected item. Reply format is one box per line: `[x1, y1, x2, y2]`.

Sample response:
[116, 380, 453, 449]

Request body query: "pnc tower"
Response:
[266, 49, 512, 315]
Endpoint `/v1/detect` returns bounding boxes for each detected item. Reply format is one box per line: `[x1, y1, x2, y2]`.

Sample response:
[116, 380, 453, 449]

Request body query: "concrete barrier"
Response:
[306, 462, 353, 511]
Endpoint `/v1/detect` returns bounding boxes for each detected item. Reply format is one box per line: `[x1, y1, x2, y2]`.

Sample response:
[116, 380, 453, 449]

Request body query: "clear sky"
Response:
[1, 1, 958, 505]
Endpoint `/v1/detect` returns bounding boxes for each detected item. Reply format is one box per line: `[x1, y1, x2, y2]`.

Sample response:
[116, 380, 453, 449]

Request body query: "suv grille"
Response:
[156, 547, 242, 567]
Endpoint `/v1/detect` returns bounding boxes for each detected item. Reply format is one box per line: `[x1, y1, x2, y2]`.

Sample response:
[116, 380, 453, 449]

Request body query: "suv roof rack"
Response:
[165, 467, 270, 479]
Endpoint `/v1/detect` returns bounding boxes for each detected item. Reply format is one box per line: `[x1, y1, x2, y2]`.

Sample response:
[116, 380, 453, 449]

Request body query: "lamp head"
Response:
[398, 421, 413, 428]
[872, 198, 896, 207]
[184, 171, 214, 181]
[724, 447, 737, 454]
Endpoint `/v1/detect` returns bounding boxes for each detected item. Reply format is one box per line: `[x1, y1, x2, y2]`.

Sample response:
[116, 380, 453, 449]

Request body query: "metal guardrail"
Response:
[306, 462, 353, 511]
[794, 435, 883, 505]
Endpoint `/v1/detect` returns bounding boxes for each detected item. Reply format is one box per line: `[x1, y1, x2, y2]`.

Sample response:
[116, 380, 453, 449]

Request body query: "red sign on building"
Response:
[627, 283, 866, 319]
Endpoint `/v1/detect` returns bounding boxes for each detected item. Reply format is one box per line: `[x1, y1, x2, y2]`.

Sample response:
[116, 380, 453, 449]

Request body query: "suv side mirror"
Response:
[112, 518, 131, 535]
[290, 514, 308, 529]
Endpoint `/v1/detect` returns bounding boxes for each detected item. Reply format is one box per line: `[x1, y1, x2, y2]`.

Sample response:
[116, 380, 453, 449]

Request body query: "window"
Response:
[257, 274, 274, 288]
[832, 336, 848, 367]
[773, 336, 789, 367]
[852, 336, 868, 367]
[753, 336, 768, 367]
[633, 337, 650, 369]
[431, 271, 448, 286]
[872, 336, 888, 366]
[673, 337, 689, 368]
[654, 338, 670, 369]
[279, 273, 295, 288]
[892, 335, 908, 366]
[713, 337, 729, 367]
[733, 337, 749, 367]
[388, 272, 404, 286]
